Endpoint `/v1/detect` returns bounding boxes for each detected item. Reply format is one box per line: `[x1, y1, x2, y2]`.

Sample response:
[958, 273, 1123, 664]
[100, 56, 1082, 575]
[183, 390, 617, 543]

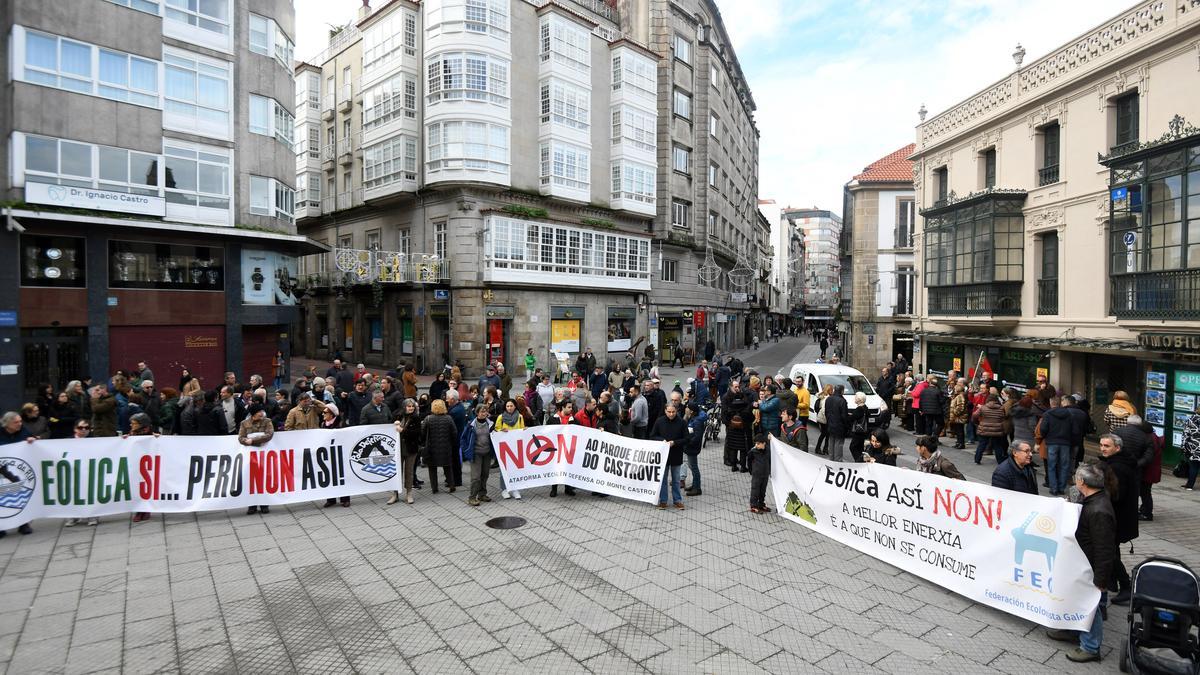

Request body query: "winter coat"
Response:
[646, 389, 667, 428]
[1183, 413, 1200, 462]
[758, 396, 782, 435]
[422, 413, 459, 468]
[684, 411, 707, 456]
[1011, 405, 1037, 445]
[1103, 400, 1136, 432]
[1038, 407, 1075, 446]
[909, 381, 928, 411]
[991, 458, 1038, 495]
[197, 403, 222, 436]
[396, 414, 423, 456]
[1114, 423, 1151, 471]
[284, 402, 324, 431]
[823, 394, 850, 437]
[722, 389, 754, 426]
[1076, 489, 1117, 590]
[780, 420, 808, 451]
[90, 395, 119, 437]
[918, 385, 947, 417]
[402, 371, 419, 398]
[1099, 449, 1139, 544]
[47, 401, 78, 439]
[776, 388, 798, 417]
[650, 414, 688, 466]
[447, 403, 468, 439]
[159, 398, 181, 435]
[359, 403, 391, 426]
[1142, 429, 1163, 484]
[794, 387, 811, 417]
[848, 406, 868, 437]
[428, 380, 449, 403]
[974, 401, 1007, 438]
[948, 394, 968, 425]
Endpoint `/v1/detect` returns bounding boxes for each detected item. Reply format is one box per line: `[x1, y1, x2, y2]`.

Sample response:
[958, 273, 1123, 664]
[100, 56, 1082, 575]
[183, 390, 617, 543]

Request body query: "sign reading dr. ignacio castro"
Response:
[25, 181, 166, 217]
[0, 426, 397, 527]
[769, 438, 1100, 630]
[491, 426, 668, 503]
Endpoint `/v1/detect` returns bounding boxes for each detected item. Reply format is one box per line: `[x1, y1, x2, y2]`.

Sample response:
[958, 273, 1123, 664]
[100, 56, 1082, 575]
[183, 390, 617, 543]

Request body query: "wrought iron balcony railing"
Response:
[1111, 269, 1200, 319]
[1038, 164, 1059, 186]
[1037, 278, 1058, 315]
[928, 282, 1022, 317]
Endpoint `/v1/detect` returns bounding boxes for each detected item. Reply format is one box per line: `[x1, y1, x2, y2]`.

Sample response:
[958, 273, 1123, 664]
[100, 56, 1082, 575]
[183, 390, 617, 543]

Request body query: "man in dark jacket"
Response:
[823, 386, 850, 462]
[722, 380, 754, 471]
[333, 363, 355, 396]
[344, 380, 372, 426]
[1046, 462, 1116, 662]
[645, 380, 667, 431]
[1039, 397, 1076, 496]
[875, 367, 895, 401]
[359, 390, 391, 425]
[918, 375, 947, 438]
[1113, 414, 1152, 519]
[991, 440, 1038, 494]
[714, 361, 732, 398]
[1098, 433, 1139, 605]
[589, 366, 608, 401]
[215, 385, 247, 435]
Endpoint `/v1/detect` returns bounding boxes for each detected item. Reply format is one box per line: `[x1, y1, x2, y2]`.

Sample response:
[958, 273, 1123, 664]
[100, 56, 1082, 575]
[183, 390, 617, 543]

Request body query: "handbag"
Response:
[851, 416, 868, 435]
[1173, 460, 1189, 479]
[812, 397, 827, 425]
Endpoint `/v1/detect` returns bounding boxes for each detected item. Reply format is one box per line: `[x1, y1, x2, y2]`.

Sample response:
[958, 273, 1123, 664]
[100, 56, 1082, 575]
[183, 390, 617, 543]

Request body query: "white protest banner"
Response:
[491, 426, 668, 503]
[769, 438, 1100, 630]
[0, 425, 399, 527]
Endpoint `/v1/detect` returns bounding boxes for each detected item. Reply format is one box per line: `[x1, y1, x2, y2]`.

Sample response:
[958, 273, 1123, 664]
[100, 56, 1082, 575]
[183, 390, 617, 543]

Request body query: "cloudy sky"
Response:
[295, 0, 1137, 214]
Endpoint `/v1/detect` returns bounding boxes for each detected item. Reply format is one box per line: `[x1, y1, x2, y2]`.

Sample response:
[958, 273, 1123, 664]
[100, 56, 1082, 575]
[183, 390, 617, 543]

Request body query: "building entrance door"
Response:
[22, 328, 88, 400]
[487, 319, 508, 367]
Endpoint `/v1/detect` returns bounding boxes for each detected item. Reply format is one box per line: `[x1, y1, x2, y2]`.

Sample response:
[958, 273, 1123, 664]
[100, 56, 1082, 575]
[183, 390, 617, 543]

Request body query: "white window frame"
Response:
[485, 215, 651, 282]
[671, 200, 690, 229]
[611, 161, 655, 205]
[709, 162, 718, 187]
[249, 13, 294, 71]
[672, 145, 690, 174]
[249, 94, 294, 146]
[162, 0, 232, 52]
[249, 175, 295, 221]
[541, 79, 590, 130]
[673, 34, 691, 65]
[540, 15, 590, 73]
[426, 51, 509, 106]
[426, 121, 509, 175]
[611, 104, 655, 153]
[673, 89, 691, 120]
[298, 172, 321, 209]
[710, 62, 721, 91]
[362, 9, 420, 81]
[363, 135, 418, 189]
[163, 48, 232, 140]
[710, 112, 719, 138]
[362, 73, 418, 130]
[662, 259, 678, 282]
[104, 0, 161, 15]
[17, 132, 162, 199]
[540, 141, 590, 191]
[426, 0, 508, 40]
[15, 27, 161, 108]
[162, 140, 233, 226]
[612, 50, 655, 98]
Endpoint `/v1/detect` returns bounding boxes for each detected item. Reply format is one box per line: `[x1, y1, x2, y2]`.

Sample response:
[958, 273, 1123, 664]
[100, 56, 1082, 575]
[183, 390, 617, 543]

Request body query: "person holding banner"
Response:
[388, 399, 423, 505]
[651, 403, 688, 509]
[238, 405, 275, 515]
[1046, 463, 1116, 663]
[494, 399, 525, 501]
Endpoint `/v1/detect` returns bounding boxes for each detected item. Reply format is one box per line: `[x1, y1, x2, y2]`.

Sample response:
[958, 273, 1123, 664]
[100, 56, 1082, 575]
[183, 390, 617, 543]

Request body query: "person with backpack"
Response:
[780, 407, 807, 452]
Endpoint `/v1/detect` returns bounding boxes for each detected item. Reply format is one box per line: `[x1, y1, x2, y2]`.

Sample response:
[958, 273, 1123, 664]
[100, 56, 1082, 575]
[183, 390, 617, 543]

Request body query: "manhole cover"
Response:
[485, 516, 527, 530]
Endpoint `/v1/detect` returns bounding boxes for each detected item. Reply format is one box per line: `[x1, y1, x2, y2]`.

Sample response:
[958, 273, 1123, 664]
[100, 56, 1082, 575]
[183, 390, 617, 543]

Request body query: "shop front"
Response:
[892, 330, 914, 366]
[658, 315, 682, 353]
[925, 341, 963, 378]
[1137, 331, 1200, 465]
[549, 305, 584, 358]
[485, 305, 516, 367]
[985, 346, 1052, 392]
[606, 307, 635, 354]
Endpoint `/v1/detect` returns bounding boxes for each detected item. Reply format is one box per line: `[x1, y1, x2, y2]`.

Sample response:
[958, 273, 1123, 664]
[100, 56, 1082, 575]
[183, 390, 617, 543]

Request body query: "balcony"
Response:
[338, 135, 357, 165]
[335, 189, 363, 212]
[1111, 269, 1200, 319]
[322, 93, 335, 120]
[1038, 164, 1060, 186]
[928, 282, 1022, 318]
[321, 196, 337, 214]
[1037, 278, 1058, 315]
[338, 83, 353, 113]
[893, 297, 914, 317]
[322, 143, 337, 167]
[1109, 139, 1140, 157]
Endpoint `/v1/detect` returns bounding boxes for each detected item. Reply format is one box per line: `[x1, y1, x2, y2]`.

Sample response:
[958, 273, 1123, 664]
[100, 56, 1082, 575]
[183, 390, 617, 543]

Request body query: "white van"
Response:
[784, 363, 887, 422]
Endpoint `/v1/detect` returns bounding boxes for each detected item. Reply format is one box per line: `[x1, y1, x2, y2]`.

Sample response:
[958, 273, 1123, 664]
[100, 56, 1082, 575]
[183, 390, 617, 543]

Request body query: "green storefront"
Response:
[990, 347, 1052, 391]
[1144, 363, 1200, 465]
[926, 342, 963, 377]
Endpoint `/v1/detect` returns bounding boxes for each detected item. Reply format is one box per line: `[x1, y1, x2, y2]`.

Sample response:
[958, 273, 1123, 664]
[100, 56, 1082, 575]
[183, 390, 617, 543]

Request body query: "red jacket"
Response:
[1143, 430, 1164, 484]
[910, 381, 928, 410]
[573, 409, 600, 428]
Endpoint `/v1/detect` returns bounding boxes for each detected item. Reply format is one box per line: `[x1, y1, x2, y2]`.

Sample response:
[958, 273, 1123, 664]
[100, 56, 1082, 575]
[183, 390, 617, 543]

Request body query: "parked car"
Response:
[784, 363, 888, 423]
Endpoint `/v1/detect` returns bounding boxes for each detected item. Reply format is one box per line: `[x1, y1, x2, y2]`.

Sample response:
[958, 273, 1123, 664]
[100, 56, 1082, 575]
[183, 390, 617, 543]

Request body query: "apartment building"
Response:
[781, 207, 842, 326]
[911, 0, 1200, 459]
[0, 0, 317, 410]
[295, 0, 760, 374]
[843, 144, 916, 372]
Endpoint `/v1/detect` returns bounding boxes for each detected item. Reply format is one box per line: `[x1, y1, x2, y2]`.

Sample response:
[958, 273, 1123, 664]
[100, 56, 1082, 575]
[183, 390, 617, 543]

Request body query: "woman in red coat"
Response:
[1138, 419, 1163, 521]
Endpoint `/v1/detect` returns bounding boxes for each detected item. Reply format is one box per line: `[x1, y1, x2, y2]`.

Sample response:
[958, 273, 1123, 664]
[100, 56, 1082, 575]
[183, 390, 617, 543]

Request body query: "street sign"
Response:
[1123, 231, 1137, 246]
[434, 289, 449, 300]
[1111, 187, 1128, 201]
[0, 311, 15, 327]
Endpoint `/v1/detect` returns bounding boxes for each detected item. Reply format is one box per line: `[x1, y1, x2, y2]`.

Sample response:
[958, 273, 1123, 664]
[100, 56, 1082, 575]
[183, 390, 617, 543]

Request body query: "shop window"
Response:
[21, 235, 86, 288]
[108, 240, 223, 290]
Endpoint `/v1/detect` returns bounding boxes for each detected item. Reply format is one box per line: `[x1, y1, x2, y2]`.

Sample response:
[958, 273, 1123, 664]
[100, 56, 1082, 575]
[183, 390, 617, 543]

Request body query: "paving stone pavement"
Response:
[1, 337, 1194, 674]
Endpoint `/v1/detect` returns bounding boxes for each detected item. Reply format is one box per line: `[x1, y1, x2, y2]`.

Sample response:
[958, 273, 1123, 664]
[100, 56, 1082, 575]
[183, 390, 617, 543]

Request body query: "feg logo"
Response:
[496, 433, 580, 469]
[1011, 511, 1059, 592]
[0, 458, 37, 518]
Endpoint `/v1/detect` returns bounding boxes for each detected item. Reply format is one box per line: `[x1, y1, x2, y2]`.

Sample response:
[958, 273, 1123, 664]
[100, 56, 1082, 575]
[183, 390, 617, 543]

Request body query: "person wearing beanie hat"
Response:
[320, 403, 351, 508]
[238, 402, 275, 516]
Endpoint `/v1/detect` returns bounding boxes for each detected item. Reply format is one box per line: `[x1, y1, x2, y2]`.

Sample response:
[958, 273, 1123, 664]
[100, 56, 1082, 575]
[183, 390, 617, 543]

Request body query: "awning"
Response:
[916, 329, 1140, 353]
[8, 208, 329, 255]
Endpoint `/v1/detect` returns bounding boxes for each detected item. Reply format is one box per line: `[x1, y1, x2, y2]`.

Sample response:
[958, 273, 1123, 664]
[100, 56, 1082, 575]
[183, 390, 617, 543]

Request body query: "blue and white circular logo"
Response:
[0, 458, 37, 519]
[349, 433, 397, 483]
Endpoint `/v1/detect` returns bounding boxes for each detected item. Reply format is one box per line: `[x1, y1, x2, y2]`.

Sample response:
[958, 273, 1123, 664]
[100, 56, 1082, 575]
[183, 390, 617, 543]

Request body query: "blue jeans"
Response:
[682, 453, 701, 490]
[965, 421, 977, 443]
[1047, 444, 1071, 494]
[1080, 592, 1106, 654]
[1186, 460, 1200, 489]
[658, 464, 682, 504]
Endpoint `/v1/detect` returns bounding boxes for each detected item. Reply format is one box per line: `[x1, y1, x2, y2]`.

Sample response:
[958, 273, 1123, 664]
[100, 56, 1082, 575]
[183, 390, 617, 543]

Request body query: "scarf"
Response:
[916, 449, 942, 473]
[501, 411, 520, 427]
[1108, 400, 1135, 417]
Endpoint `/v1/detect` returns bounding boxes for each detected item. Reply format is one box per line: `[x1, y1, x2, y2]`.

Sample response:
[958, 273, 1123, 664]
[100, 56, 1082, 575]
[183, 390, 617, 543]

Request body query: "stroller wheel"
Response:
[1119, 641, 1129, 673]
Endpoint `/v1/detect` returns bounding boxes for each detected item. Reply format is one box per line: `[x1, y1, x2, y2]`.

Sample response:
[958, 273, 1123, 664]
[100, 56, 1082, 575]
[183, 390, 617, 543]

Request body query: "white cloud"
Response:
[738, 0, 1136, 213]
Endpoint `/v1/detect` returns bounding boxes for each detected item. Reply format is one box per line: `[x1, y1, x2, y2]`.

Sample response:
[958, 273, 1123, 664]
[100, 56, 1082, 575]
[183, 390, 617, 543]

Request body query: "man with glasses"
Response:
[991, 440, 1039, 495]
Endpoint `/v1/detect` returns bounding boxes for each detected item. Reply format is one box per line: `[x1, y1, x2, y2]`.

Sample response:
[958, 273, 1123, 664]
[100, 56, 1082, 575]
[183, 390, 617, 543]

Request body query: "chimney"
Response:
[359, 0, 371, 20]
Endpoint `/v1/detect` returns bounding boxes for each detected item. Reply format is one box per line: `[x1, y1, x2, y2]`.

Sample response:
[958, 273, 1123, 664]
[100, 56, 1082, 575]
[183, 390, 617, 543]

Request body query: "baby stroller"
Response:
[1120, 556, 1200, 674]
